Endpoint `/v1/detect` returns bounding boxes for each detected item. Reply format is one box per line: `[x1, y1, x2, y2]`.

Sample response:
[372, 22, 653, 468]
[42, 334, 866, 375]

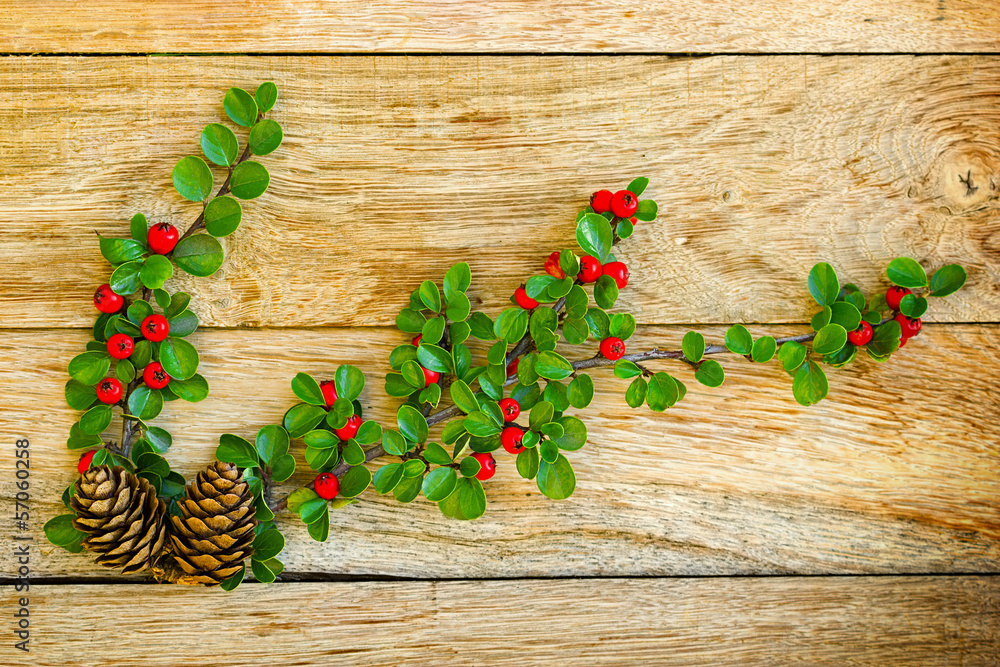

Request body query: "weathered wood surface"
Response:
[4, 325, 997, 580]
[0, 56, 997, 329]
[6, 577, 998, 666]
[3, 1, 1000, 54]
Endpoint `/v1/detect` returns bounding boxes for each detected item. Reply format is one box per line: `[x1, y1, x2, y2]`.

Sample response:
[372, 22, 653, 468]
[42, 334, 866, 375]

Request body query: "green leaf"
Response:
[304, 445, 338, 471]
[626, 177, 649, 197]
[65, 379, 98, 410]
[528, 400, 554, 431]
[808, 262, 840, 307]
[136, 452, 170, 479]
[145, 426, 172, 452]
[98, 235, 145, 265]
[516, 447, 539, 480]
[230, 161, 270, 200]
[339, 465, 372, 498]
[44, 514, 86, 548]
[646, 372, 679, 411]
[284, 403, 327, 438]
[446, 291, 472, 322]
[109, 261, 142, 295]
[778, 341, 807, 372]
[255, 82, 278, 113]
[248, 119, 283, 156]
[382, 429, 410, 456]
[567, 374, 594, 409]
[829, 301, 861, 331]
[418, 280, 441, 312]
[215, 433, 260, 468]
[66, 423, 102, 450]
[291, 373, 325, 406]
[635, 199, 658, 221]
[449, 320, 471, 345]
[373, 463, 404, 494]
[625, 376, 647, 408]
[397, 404, 428, 443]
[165, 292, 191, 319]
[417, 344, 454, 375]
[792, 360, 829, 406]
[929, 264, 967, 297]
[467, 312, 496, 340]
[342, 439, 365, 466]
[609, 313, 636, 341]
[126, 300, 153, 325]
[303, 429, 338, 449]
[223, 87, 258, 127]
[220, 564, 245, 591]
[564, 284, 588, 320]
[139, 254, 173, 290]
[465, 411, 501, 437]
[127, 385, 163, 421]
[286, 487, 319, 514]
[438, 476, 486, 520]
[334, 365, 366, 402]
[173, 234, 225, 277]
[494, 307, 529, 344]
[536, 454, 576, 500]
[421, 316, 446, 345]
[612, 359, 642, 380]
[172, 155, 214, 202]
[130, 213, 147, 242]
[751, 336, 777, 363]
[307, 510, 330, 542]
[256, 424, 290, 466]
[253, 528, 285, 561]
[204, 196, 243, 237]
[867, 320, 902, 358]
[421, 467, 457, 502]
[159, 337, 199, 380]
[402, 458, 426, 478]
[560, 251, 581, 280]
[534, 351, 574, 380]
[899, 294, 928, 319]
[887, 257, 928, 288]
[443, 262, 472, 301]
[812, 323, 848, 355]
[423, 442, 452, 465]
[562, 317, 589, 345]
[682, 331, 705, 363]
[450, 380, 479, 414]
[724, 324, 753, 355]
[694, 359, 725, 388]
[326, 398, 354, 430]
[550, 416, 587, 451]
[594, 275, 619, 310]
[298, 497, 329, 524]
[576, 213, 613, 262]
[170, 373, 209, 402]
[200, 123, 239, 166]
[80, 404, 113, 435]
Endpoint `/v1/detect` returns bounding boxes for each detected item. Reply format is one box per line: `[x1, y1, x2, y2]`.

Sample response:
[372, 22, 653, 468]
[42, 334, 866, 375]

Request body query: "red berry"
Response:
[96, 377, 123, 404]
[602, 261, 629, 289]
[600, 336, 626, 361]
[412, 334, 422, 346]
[544, 251, 566, 279]
[107, 333, 135, 360]
[471, 452, 496, 481]
[147, 222, 179, 255]
[610, 190, 638, 218]
[630, 216, 637, 224]
[898, 336, 908, 348]
[78, 450, 97, 474]
[314, 472, 339, 500]
[498, 398, 520, 422]
[885, 286, 912, 311]
[590, 190, 613, 214]
[506, 357, 520, 377]
[141, 314, 169, 342]
[143, 361, 170, 389]
[500, 426, 525, 454]
[422, 366, 440, 387]
[93, 284, 124, 314]
[320, 380, 338, 408]
[578, 255, 603, 283]
[335, 414, 362, 441]
[514, 286, 538, 310]
[846, 321, 873, 346]
[895, 313, 922, 338]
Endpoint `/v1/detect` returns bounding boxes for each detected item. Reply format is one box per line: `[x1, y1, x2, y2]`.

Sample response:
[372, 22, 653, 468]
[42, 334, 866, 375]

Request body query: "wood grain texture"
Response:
[0, 56, 997, 328]
[6, 577, 998, 666]
[4, 325, 997, 580]
[2, 1, 1000, 54]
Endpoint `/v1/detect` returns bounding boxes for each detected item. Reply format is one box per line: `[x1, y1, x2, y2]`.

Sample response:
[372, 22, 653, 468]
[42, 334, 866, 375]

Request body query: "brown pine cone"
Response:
[71, 465, 168, 575]
[168, 460, 257, 585]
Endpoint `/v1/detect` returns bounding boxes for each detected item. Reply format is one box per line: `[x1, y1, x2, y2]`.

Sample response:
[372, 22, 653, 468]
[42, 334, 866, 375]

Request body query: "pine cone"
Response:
[71, 465, 168, 574]
[169, 461, 257, 585]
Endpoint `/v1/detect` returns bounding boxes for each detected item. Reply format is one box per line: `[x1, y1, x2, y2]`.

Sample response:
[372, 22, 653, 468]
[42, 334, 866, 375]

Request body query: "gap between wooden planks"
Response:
[1, 1, 1000, 53]
[4, 325, 997, 580]
[8, 577, 998, 665]
[0, 56, 997, 328]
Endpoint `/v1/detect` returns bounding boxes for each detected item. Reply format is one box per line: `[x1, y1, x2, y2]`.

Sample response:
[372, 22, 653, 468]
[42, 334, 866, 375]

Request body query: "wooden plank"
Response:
[3, 2, 1000, 54]
[9, 577, 999, 665]
[5, 325, 997, 580]
[0, 56, 997, 328]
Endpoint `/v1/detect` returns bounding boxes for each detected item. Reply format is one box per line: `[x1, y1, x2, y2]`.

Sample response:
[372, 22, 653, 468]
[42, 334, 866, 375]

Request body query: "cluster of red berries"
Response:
[91, 284, 174, 405]
[885, 286, 922, 348]
[590, 188, 639, 220]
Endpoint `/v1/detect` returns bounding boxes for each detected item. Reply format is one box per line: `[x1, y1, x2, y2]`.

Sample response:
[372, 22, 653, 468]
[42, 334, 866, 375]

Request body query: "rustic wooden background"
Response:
[1, 2, 999, 665]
